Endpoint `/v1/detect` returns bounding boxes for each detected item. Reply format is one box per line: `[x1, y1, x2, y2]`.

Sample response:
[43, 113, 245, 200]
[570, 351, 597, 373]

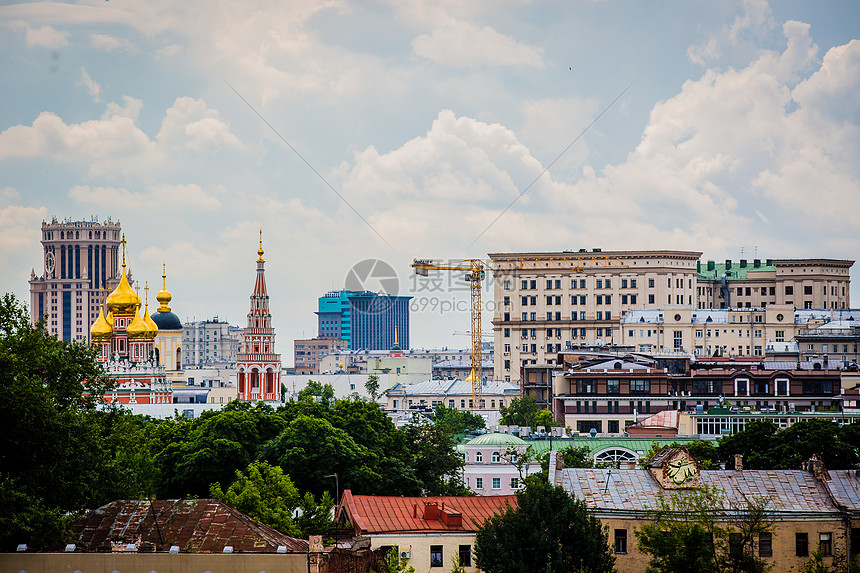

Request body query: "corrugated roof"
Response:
[560, 469, 839, 513]
[387, 379, 520, 396]
[72, 499, 309, 553]
[825, 470, 860, 510]
[339, 490, 516, 534]
[628, 410, 680, 430]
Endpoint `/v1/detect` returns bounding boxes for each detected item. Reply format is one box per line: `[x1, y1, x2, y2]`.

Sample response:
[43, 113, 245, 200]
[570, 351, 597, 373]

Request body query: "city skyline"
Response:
[1, 0, 859, 358]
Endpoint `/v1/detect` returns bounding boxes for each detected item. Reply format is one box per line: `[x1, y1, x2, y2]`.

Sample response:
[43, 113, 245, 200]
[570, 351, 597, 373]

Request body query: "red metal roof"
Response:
[338, 490, 517, 535]
[72, 499, 309, 553]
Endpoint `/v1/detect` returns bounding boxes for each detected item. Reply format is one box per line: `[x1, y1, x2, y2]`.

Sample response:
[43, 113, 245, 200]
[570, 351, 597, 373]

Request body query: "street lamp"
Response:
[324, 473, 339, 508]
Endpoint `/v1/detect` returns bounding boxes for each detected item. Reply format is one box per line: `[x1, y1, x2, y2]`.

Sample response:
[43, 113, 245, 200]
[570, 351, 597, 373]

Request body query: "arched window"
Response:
[491, 451, 501, 463]
[176, 347, 181, 369]
[593, 448, 638, 464]
[154, 348, 160, 365]
[475, 451, 483, 463]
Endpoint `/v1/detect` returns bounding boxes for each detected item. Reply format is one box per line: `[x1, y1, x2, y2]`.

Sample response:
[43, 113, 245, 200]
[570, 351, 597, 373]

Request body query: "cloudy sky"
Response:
[1, 0, 858, 359]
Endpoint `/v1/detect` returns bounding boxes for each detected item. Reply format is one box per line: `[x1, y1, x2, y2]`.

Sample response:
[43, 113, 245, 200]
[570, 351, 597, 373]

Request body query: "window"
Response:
[759, 532, 772, 557]
[430, 545, 443, 567]
[796, 533, 809, 557]
[475, 452, 483, 463]
[804, 285, 813, 295]
[607, 379, 620, 394]
[608, 420, 620, 433]
[458, 545, 472, 567]
[785, 285, 794, 295]
[510, 477, 520, 489]
[649, 278, 655, 288]
[492, 451, 501, 463]
[648, 294, 655, 304]
[820, 532, 832, 556]
[614, 529, 627, 553]
[503, 280, 511, 290]
[475, 477, 483, 489]
[729, 533, 743, 559]
[492, 477, 501, 489]
[630, 379, 650, 394]
[622, 279, 628, 288]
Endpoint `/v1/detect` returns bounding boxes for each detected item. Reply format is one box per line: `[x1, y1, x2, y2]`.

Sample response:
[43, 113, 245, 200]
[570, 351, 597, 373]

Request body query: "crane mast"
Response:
[412, 254, 628, 412]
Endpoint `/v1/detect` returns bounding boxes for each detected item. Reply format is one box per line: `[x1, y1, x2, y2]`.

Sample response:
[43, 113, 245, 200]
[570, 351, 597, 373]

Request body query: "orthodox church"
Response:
[89, 235, 171, 404]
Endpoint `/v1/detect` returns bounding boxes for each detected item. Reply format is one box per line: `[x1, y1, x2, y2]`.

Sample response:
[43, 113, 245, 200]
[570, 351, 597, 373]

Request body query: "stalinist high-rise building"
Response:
[29, 217, 123, 343]
[236, 232, 282, 402]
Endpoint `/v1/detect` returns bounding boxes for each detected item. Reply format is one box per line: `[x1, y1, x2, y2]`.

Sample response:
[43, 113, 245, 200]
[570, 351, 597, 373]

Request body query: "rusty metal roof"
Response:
[560, 468, 840, 514]
[825, 470, 860, 510]
[339, 490, 516, 534]
[72, 499, 309, 553]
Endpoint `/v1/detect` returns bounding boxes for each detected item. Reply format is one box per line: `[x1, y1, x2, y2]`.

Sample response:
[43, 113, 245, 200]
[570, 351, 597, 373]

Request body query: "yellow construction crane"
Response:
[413, 254, 628, 410]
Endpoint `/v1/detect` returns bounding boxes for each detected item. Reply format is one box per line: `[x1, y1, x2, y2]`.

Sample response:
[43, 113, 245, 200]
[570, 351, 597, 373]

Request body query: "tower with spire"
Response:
[89, 234, 170, 404]
[236, 231, 282, 402]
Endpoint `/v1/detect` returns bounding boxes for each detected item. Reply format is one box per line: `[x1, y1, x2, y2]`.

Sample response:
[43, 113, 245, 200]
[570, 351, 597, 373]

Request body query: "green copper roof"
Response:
[467, 432, 528, 446]
[697, 260, 776, 281]
[524, 435, 702, 456]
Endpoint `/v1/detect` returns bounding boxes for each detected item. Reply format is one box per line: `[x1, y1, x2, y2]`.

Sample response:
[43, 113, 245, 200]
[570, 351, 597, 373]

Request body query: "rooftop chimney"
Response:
[734, 454, 743, 471]
[423, 501, 440, 520]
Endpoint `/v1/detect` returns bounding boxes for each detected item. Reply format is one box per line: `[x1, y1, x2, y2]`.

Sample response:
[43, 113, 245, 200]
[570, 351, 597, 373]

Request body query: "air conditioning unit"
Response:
[400, 550, 411, 559]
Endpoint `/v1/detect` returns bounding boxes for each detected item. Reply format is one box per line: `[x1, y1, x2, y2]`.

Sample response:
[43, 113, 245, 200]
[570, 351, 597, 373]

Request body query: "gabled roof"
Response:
[72, 499, 309, 553]
[557, 468, 839, 514]
[338, 490, 516, 535]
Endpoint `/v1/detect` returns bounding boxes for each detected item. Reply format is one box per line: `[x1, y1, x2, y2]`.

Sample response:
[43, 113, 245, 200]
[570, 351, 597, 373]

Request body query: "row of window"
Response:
[467, 476, 521, 489]
[612, 529, 829, 557]
[507, 278, 661, 291]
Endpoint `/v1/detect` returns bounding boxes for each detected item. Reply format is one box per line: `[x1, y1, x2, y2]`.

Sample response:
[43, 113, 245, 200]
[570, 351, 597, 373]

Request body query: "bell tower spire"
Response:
[236, 230, 281, 402]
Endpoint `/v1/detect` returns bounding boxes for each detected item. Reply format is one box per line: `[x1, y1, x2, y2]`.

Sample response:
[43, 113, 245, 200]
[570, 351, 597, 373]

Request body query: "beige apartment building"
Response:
[490, 250, 853, 383]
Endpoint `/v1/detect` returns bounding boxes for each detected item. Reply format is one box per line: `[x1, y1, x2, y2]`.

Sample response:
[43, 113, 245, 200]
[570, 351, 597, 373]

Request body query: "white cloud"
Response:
[156, 97, 243, 150]
[688, 0, 776, 66]
[69, 184, 222, 212]
[0, 96, 242, 175]
[90, 33, 134, 51]
[0, 203, 47, 298]
[79, 67, 101, 102]
[13, 21, 69, 48]
[413, 20, 544, 67]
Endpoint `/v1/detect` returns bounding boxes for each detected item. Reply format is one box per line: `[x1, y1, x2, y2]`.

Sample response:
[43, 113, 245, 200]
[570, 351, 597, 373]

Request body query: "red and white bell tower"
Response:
[236, 231, 282, 402]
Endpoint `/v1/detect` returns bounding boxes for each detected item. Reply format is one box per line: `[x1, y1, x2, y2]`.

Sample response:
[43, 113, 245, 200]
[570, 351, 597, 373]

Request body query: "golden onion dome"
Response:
[106, 234, 141, 314]
[127, 308, 148, 341]
[156, 264, 172, 312]
[143, 285, 159, 340]
[90, 305, 112, 342]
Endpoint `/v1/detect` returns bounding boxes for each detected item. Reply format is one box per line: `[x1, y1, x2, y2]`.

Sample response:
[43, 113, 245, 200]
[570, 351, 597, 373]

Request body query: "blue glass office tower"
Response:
[316, 290, 411, 350]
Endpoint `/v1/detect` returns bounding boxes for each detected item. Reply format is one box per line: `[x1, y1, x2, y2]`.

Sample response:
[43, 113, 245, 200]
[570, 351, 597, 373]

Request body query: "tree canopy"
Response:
[499, 395, 554, 430]
[475, 477, 615, 573]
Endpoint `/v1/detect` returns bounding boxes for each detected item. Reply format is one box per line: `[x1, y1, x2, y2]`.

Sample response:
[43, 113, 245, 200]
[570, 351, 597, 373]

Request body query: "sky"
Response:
[1, 0, 859, 363]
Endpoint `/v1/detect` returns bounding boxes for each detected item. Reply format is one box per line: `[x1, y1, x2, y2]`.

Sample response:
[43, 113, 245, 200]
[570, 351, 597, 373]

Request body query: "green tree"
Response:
[0, 293, 122, 549]
[475, 477, 615, 573]
[718, 419, 859, 470]
[152, 404, 286, 498]
[432, 403, 486, 434]
[298, 380, 335, 402]
[267, 415, 376, 496]
[499, 395, 541, 428]
[210, 461, 302, 537]
[635, 485, 773, 573]
[717, 420, 779, 469]
[366, 374, 381, 401]
[403, 419, 469, 495]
